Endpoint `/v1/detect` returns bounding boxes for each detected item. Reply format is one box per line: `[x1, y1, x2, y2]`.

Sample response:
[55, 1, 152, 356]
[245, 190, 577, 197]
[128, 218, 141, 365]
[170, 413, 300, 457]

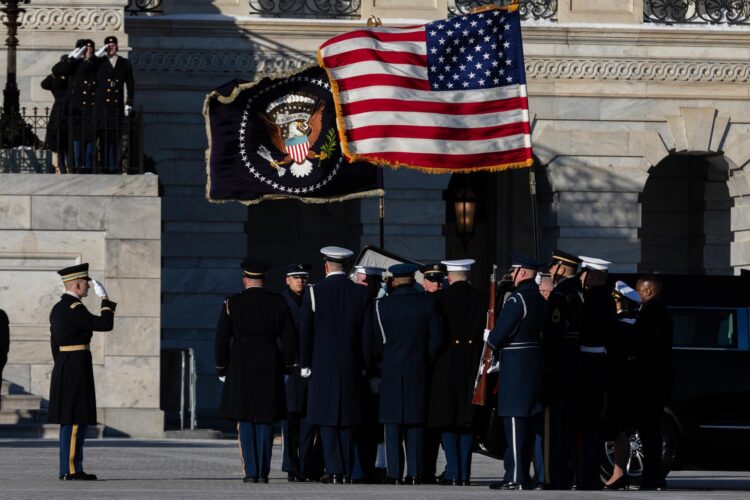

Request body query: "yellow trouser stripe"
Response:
[237, 423, 246, 478]
[59, 344, 89, 352]
[69, 424, 78, 474]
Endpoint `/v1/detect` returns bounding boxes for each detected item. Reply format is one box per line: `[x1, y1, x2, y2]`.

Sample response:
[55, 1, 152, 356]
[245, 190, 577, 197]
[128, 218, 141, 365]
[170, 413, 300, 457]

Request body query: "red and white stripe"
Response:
[288, 141, 310, 164]
[320, 26, 532, 171]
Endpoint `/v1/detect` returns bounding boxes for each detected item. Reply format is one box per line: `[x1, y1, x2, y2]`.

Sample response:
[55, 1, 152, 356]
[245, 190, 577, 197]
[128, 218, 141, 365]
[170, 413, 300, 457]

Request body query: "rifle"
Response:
[472, 264, 497, 406]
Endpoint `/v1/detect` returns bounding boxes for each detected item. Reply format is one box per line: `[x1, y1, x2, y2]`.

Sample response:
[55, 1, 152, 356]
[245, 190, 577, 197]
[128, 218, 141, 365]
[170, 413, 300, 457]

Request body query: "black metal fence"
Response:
[644, 0, 750, 24]
[248, 0, 361, 18]
[449, 0, 558, 19]
[125, 0, 164, 16]
[0, 106, 145, 174]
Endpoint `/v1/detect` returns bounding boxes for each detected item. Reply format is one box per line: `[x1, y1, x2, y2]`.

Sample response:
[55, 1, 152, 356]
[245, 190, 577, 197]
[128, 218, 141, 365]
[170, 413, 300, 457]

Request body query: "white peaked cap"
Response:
[354, 266, 385, 276]
[614, 280, 641, 303]
[579, 256, 611, 271]
[320, 246, 354, 262]
[441, 259, 476, 272]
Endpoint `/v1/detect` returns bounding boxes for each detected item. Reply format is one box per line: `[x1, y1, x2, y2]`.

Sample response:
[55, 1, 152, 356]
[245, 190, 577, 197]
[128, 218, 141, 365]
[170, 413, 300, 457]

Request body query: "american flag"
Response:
[319, 7, 532, 172]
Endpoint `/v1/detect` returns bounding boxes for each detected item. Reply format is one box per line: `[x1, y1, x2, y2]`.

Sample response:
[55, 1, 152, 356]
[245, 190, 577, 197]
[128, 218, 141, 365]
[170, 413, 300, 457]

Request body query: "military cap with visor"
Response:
[241, 259, 269, 278]
[57, 263, 92, 282]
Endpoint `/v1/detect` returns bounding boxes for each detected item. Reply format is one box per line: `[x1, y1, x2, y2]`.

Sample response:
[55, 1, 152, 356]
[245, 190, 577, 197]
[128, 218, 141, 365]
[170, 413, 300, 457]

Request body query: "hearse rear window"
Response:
[670, 308, 737, 349]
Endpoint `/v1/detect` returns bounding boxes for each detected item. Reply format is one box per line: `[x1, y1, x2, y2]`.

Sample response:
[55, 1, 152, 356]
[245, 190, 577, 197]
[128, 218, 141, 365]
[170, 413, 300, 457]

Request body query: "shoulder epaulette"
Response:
[224, 298, 230, 316]
[70, 302, 82, 310]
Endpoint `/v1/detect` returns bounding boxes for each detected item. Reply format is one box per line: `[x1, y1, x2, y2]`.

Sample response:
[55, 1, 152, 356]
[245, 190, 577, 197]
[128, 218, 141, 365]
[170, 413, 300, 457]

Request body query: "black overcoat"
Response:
[298, 273, 371, 427]
[365, 285, 443, 425]
[215, 287, 296, 423]
[427, 280, 487, 428]
[41, 58, 71, 151]
[47, 294, 116, 425]
[635, 299, 674, 407]
[605, 310, 639, 434]
[488, 279, 546, 417]
[95, 56, 134, 128]
[63, 57, 103, 142]
[281, 287, 307, 415]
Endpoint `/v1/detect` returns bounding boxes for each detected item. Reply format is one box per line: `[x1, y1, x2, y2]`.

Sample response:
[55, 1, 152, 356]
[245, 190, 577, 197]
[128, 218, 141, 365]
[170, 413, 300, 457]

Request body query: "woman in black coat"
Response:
[603, 280, 641, 490]
[41, 59, 71, 174]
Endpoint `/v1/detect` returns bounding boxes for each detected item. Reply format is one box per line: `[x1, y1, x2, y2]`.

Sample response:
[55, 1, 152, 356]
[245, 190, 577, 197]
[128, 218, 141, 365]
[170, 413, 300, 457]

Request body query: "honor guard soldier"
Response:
[280, 263, 323, 482]
[543, 249, 584, 489]
[95, 35, 135, 172]
[298, 246, 371, 483]
[215, 260, 296, 483]
[487, 254, 546, 490]
[420, 263, 447, 295]
[354, 266, 386, 301]
[364, 263, 443, 484]
[48, 263, 116, 480]
[427, 259, 487, 486]
[577, 256, 616, 489]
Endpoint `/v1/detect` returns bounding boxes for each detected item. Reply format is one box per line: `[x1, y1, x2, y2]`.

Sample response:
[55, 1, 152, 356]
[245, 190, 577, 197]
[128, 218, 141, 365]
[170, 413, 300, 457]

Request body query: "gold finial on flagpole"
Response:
[367, 15, 382, 27]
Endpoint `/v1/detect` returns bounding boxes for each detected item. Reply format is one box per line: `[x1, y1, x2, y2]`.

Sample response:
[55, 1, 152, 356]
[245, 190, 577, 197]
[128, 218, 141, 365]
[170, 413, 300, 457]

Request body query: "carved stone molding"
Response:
[527, 58, 750, 83]
[130, 50, 315, 75]
[0, 7, 123, 31]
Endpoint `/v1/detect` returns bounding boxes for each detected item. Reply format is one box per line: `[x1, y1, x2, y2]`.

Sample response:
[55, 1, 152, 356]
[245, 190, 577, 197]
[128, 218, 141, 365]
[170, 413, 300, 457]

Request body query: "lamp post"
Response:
[0, 0, 34, 148]
[454, 187, 477, 251]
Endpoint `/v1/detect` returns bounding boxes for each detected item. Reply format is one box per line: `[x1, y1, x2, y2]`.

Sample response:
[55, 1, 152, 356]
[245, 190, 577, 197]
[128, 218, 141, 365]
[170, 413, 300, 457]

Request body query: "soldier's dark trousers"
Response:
[547, 398, 576, 489]
[503, 417, 532, 486]
[421, 427, 441, 479]
[282, 414, 320, 477]
[352, 423, 379, 481]
[638, 402, 665, 485]
[320, 426, 354, 476]
[532, 411, 545, 484]
[441, 428, 473, 482]
[384, 424, 423, 480]
[59, 424, 87, 477]
[237, 421, 273, 479]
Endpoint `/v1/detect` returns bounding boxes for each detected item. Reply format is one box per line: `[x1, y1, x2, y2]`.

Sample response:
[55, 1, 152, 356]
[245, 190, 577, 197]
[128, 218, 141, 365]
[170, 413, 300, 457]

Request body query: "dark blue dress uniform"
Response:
[488, 271, 546, 489]
[543, 270, 584, 489]
[299, 266, 371, 479]
[364, 268, 443, 483]
[48, 264, 116, 480]
[215, 261, 296, 482]
[427, 261, 487, 485]
[578, 282, 617, 488]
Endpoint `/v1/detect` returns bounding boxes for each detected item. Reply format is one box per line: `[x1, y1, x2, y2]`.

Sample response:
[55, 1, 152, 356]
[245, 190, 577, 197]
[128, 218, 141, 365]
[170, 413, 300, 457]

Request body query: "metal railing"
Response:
[0, 106, 145, 174]
[248, 0, 361, 18]
[449, 0, 558, 20]
[125, 0, 163, 16]
[644, 0, 750, 24]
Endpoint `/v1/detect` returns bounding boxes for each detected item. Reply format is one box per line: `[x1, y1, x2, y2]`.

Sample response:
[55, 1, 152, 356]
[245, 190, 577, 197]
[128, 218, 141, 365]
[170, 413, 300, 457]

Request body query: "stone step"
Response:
[0, 424, 104, 439]
[0, 394, 43, 411]
[1, 380, 8, 395]
[0, 409, 47, 425]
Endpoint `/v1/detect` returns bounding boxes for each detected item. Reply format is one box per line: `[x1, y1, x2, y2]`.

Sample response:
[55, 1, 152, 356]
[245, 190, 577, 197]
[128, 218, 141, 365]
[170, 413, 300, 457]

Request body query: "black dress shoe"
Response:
[242, 476, 258, 483]
[438, 478, 457, 486]
[639, 479, 667, 491]
[421, 475, 438, 485]
[61, 472, 97, 481]
[320, 473, 345, 484]
[261, 477, 269, 484]
[603, 476, 630, 491]
[489, 481, 525, 490]
[532, 481, 546, 490]
[403, 475, 420, 485]
[460, 479, 470, 486]
[382, 477, 401, 485]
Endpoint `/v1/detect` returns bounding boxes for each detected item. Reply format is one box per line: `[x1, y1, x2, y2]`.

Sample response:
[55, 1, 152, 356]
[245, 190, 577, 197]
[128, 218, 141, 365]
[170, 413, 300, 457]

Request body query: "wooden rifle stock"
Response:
[472, 264, 497, 406]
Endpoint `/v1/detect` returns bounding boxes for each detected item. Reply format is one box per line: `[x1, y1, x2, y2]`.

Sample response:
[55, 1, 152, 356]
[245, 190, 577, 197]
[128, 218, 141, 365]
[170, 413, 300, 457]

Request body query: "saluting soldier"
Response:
[543, 250, 584, 489]
[487, 254, 546, 491]
[298, 247, 371, 484]
[95, 35, 134, 173]
[418, 262, 447, 484]
[48, 263, 116, 480]
[577, 256, 616, 489]
[364, 263, 443, 484]
[427, 259, 487, 486]
[280, 263, 322, 482]
[215, 260, 296, 483]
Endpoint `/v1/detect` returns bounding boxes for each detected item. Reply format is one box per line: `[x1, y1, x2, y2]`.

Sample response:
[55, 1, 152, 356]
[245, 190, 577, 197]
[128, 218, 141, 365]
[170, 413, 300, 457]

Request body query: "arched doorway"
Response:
[639, 154, 732, 275]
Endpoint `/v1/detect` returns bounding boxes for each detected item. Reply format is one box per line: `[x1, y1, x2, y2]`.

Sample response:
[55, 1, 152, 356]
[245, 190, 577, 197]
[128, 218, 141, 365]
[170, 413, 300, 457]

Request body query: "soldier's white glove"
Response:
[95, 46, 107, 58]
[90, 279, 108, 298]
[124, 104, 132, 117]
[68, 46, 85, 59]
[300, 367, 311, 378]
[219, 376, 225, 383]
[483, 328, 491, 342]
[369, 377, 381, 394]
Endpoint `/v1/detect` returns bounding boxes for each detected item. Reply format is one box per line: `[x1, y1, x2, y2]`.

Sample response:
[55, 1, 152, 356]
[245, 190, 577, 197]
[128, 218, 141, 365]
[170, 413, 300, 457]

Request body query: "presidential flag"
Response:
[204, 66, 384, 204]
[319, 5, 532, 173]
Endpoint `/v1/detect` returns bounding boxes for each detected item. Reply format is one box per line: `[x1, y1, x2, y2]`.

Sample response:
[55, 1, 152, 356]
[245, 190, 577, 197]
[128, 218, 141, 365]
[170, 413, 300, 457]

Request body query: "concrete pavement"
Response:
[0, 439, 749, 499]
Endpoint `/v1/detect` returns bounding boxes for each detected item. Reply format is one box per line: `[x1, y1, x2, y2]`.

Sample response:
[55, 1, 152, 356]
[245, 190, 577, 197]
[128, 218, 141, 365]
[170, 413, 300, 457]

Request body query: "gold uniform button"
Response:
[468, 340, 474, 344]
[454, 339, 459, 344]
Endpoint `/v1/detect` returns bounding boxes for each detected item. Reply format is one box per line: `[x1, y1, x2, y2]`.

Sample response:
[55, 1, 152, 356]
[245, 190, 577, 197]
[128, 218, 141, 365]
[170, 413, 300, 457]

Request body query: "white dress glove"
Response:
[90, 279, 108, 298]
[124, 104, 132, 117]
[95, 46, 107, 58]
[369, 377, 381, 394]
[300, 367, 311, 378]
[219, 376, 225, 383]
[68, 46, 85, 59]
[483, 328, 491, 342]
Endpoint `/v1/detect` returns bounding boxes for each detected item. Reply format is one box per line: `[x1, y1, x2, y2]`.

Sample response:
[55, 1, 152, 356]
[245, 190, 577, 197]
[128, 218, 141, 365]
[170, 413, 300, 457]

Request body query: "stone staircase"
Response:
[0, 379, 103, 439]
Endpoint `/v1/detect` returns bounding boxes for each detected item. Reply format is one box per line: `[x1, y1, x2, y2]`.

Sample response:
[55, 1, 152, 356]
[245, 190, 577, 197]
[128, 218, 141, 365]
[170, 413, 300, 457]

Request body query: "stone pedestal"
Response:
[0, 174, 163, 438]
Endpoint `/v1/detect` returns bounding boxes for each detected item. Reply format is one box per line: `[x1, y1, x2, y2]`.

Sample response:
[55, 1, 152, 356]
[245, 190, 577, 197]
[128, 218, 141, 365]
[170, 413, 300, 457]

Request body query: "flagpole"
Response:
[529, 168, 539, 261]
[379, 195, 385, 249]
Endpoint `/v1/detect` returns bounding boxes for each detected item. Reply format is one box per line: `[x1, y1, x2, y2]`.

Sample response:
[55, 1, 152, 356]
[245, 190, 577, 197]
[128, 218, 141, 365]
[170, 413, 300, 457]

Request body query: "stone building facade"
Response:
[2, 0, 750, 426]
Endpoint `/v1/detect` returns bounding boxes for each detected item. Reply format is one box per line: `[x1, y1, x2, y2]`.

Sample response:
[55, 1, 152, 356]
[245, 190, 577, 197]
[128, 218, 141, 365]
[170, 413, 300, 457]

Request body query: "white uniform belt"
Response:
[580, 345, 606, 354]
